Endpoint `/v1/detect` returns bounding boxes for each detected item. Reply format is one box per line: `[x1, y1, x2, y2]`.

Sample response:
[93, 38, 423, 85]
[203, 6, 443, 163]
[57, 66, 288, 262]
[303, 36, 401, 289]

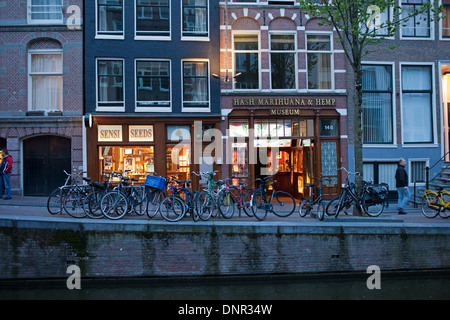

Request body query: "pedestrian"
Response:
[0, 148, 13, 200]
[395, 158, 410, 214]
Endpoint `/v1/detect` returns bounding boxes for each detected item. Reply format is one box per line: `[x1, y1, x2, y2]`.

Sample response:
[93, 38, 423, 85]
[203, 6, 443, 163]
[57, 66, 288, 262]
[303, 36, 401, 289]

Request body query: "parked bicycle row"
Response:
[46, 167, 391, 222]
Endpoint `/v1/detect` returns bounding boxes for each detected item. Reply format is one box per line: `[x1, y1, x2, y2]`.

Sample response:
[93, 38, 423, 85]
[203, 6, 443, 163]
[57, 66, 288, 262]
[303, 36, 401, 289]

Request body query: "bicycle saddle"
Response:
[123, 177, 130, 181]
[91, 182, 106, 189]
[306, 183, 314, 188]
[238, 182, 245, 186]
[217, 180, 225, 185]
[83, 177, 91, 183]
[131, 178, 138, 182]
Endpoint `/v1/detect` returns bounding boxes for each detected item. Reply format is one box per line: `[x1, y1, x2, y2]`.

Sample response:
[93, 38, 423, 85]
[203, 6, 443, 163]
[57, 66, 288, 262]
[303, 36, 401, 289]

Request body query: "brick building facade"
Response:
[219, 0, 348, 200]
[0, 0, 83, 196]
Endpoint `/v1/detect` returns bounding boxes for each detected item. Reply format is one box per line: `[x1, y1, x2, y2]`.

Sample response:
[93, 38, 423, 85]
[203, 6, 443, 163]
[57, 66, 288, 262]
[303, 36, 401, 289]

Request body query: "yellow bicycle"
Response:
[421, 187, 450, 219]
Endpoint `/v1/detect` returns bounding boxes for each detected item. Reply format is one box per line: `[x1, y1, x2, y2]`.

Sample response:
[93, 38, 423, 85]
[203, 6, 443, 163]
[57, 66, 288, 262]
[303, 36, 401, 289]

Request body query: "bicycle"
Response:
[421, 186, 450, 219]
[48, 170, 91, 218]
[83, 171, 114, 219]
[123, 177, 147, 216]
[196, 171, 221, 221]
[325, 167, 386, 218]
[159, 175, 186, 222]
[298, 177, 325, 220]
[100, 171, 129, 220]
[252, 175, 296, 221]
[144, 173, 167, 219]
[217, 176, 254, 219]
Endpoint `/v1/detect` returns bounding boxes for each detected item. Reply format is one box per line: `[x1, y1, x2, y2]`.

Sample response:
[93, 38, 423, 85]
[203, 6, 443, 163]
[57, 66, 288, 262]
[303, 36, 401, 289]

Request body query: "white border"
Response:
[28, 49, 63, 112]
[134, 58, 172, 113]
[361, 61, 397, 148]
[95, 0, 125, 40]
[399, 61, 437, 146]
[181, 59, 211, 113]
[95, 57, 125, 112]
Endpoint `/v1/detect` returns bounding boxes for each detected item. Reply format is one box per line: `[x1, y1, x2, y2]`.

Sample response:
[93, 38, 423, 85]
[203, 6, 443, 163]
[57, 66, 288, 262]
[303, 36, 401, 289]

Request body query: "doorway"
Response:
[255, 141, 315, 198]
[23, 135, 71, 196]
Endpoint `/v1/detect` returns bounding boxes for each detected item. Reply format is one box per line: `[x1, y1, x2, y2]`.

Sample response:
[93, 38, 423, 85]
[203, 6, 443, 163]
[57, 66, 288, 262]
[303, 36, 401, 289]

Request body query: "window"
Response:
[136, 60, 171, 110]
[136, 0, 170, 38]
[234, 34, 259, 90]
[183, 61, 209, 111]
[97, 59, 124, 110]
[307, 34, 332, 90]
[410, 160, 428, 184]
[268, 0, 295, 4]
[442, 1, 450, 38]
[28, 0, 63, 24]
[401, 0, 431, 37]
[401, 65, 433, 143]
[270, 34, 296, 90]
[362, 64, 393, 144]
[182, 0, 208, 38]
[366, 6, 391, 36]
[97, 0, 124, 37]
[29, 51, 63, 111]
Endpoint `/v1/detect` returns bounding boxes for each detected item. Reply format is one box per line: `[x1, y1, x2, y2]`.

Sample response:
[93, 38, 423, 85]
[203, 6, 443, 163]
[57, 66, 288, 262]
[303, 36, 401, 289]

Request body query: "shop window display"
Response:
[99, 146, 154, 182]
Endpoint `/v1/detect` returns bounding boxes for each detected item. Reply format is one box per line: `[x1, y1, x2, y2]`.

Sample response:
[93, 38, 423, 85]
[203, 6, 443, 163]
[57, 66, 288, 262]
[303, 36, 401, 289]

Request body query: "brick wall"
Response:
[1, 219, 449, 279]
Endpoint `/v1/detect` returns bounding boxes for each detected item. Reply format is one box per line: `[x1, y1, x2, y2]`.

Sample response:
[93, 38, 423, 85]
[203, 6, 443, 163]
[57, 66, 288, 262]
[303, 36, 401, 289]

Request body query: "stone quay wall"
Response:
[1, 217, 449, 279]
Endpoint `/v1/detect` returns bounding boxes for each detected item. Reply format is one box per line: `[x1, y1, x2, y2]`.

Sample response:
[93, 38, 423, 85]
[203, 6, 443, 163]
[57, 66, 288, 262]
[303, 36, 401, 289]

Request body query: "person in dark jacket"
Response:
[0, 148, 13, 200]
[395, 158, 410, 214]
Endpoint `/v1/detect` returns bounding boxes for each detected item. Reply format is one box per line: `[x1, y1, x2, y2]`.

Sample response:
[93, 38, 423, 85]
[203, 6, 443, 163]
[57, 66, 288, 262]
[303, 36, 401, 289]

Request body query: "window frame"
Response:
[361, 63, 395, 145]
[440, 0, 450, 40]
[135, 58, 172, 113]
[400, 63, 435, 145]
[305, 31, 334, 91]
[96, 58, 125, 112]
[134, 0, 171, 41]
[181, 59, 211, 113]
[95, 0, 125, 40]
[28, 49, 63, 112]
[269, 32, 297, 91]
[181, 0, 210, 41]
[233, 31, 261, 91]
[27, 0, 63, 25]
[400, 0, 433, 40]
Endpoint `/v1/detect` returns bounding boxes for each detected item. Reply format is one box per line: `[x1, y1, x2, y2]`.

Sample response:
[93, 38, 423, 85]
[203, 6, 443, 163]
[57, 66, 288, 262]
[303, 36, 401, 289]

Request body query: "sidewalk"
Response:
[0, 195, 448, 224]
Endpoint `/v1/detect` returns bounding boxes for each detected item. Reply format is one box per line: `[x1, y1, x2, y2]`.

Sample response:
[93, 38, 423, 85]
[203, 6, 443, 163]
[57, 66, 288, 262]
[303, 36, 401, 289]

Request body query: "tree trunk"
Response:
[353, 65, 364, 216]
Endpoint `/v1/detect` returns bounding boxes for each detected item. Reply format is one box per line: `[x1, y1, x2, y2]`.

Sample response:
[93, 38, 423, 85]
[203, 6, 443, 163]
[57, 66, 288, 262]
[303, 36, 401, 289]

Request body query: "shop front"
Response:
[225, 96, 345, 200]
[86, 117, 221, 188]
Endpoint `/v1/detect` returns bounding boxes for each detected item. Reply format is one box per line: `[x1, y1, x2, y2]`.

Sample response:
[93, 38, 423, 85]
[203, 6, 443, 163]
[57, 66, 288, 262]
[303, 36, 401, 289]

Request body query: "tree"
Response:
[299, 0, 442, 214]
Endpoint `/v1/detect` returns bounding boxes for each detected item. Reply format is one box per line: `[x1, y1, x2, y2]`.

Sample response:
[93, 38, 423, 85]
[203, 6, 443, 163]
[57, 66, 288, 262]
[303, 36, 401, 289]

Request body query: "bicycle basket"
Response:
[145, 175, 166, 191]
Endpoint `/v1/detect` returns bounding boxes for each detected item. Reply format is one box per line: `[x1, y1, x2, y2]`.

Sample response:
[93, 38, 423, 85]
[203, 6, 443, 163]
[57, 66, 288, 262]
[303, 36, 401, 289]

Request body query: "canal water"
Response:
[1, 271, 449, 300]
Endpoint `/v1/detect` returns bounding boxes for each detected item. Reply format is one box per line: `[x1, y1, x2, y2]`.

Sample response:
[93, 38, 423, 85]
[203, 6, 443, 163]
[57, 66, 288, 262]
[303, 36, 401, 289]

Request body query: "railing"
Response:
[425, 150, 450, 190]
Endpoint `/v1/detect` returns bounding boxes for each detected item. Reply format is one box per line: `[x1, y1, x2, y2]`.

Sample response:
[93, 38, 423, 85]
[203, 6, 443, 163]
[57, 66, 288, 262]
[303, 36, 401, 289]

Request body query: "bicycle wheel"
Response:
[242, 190, 254, 217]
[159, 196, 185, 222]
[83, 191, 104, 219]
[63, 191, 87, 218]
[317, 200, 325, 221]
[131, 188, 147, 216]
[271, 191, 296, 217]
[47, 188, 65, 215]
[421, 193, 441, 218]
[197, 191, 214, 221]
[325, 196, 340, 217]
[147, 189, 164, 218]
[298, 198, 311, 217]
[363, 201, 384, 217]
[252, 191, 268, 221]
[217, 189, 235, 219]
[101, 191, 128, 220]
